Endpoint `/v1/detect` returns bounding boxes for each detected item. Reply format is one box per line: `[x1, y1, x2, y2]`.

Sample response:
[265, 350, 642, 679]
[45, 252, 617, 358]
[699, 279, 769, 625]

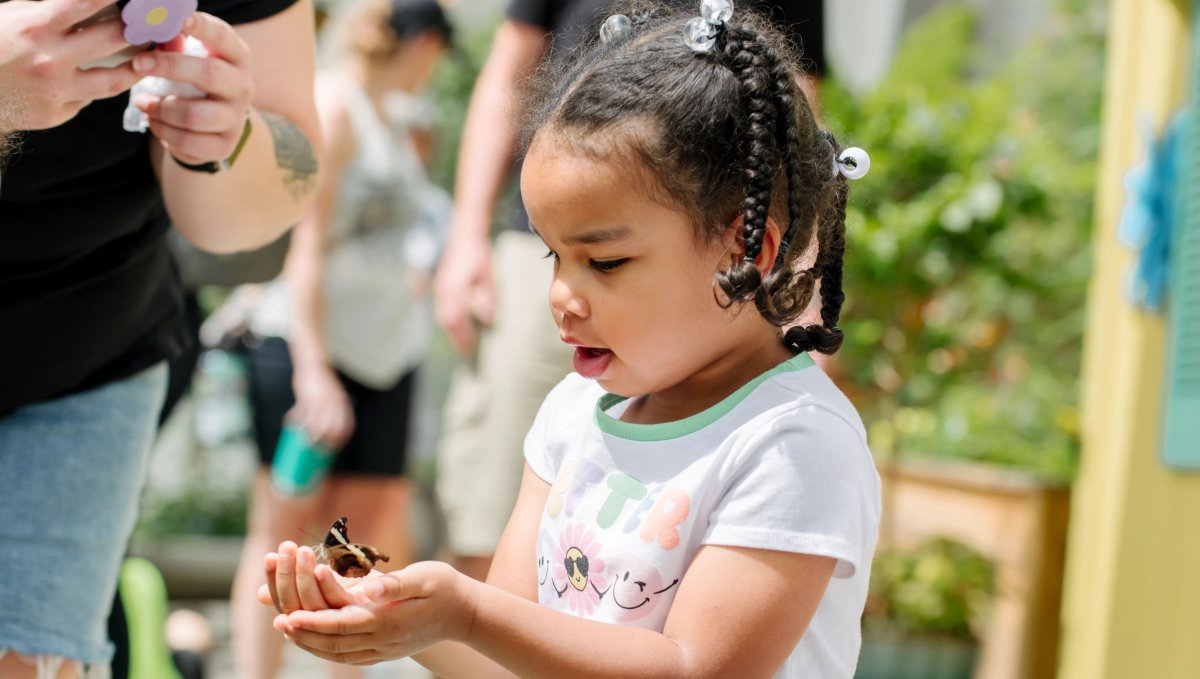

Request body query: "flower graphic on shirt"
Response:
[554, 522, 609, 616]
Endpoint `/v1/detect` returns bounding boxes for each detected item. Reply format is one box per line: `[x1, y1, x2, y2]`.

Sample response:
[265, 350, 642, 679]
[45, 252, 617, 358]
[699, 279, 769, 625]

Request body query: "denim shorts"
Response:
[0, 362, 167, 671]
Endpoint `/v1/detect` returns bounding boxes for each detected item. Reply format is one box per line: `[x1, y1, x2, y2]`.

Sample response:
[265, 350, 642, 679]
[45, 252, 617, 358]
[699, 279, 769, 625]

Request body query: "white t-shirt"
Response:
[524, 353, 881, 678]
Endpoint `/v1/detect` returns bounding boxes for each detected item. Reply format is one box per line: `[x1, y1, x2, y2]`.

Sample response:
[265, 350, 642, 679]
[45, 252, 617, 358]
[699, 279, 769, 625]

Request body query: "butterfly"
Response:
[314, 516, 390, 578]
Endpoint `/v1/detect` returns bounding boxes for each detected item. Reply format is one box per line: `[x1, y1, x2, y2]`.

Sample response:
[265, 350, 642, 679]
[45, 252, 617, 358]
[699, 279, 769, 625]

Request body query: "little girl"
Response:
[263, 1, 881, 676]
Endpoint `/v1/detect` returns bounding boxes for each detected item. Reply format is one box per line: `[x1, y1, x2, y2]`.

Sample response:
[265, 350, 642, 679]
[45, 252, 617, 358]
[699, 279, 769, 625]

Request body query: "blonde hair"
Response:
[319, 0, 404, 66]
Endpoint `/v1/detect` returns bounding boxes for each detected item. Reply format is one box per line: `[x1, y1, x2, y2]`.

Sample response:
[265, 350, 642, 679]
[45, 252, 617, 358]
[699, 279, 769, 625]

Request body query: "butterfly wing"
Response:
[329, 544, 390, 578]
[315, 516, 390, 577]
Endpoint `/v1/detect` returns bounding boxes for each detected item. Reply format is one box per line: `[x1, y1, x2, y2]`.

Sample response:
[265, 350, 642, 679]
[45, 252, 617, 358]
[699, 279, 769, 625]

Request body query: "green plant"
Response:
[821, 1, 1105, 482]
[135, 486, 248, 538]
[427, 12, 500, 193]
[866, 537, 996, 639]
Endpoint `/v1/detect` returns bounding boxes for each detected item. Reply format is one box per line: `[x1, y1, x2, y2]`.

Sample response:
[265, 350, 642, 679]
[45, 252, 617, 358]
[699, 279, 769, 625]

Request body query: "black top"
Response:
[503, 0, 824, 233]
[508, 0, 619, 62]
[508, 0, 825, 74]
[0, 0, 299, 415]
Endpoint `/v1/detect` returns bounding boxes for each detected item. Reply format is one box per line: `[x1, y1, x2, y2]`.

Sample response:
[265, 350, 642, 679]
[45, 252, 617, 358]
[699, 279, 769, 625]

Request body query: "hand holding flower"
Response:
[130, 11, 254, 166]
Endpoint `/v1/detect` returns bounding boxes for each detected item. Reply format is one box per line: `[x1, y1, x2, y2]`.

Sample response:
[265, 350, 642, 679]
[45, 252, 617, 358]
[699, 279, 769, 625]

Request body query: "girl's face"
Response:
[521, 137, 788, 405]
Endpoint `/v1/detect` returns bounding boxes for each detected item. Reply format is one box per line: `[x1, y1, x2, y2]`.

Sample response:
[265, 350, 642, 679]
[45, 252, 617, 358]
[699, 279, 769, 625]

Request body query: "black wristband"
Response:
[170, 114, 253, 174]
[171, 156, 222, 173]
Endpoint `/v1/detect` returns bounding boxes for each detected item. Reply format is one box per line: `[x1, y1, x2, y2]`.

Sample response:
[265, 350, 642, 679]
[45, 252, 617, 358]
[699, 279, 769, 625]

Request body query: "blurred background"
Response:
[127, 0, 1200, 677]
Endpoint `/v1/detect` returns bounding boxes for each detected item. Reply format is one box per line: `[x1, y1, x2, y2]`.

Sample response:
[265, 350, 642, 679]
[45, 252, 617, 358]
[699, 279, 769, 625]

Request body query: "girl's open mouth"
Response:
[573, 346, 613, 379]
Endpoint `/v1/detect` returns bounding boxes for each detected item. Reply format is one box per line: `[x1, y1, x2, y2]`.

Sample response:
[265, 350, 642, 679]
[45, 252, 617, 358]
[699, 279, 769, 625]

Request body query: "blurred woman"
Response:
[226, 1, 452, 677]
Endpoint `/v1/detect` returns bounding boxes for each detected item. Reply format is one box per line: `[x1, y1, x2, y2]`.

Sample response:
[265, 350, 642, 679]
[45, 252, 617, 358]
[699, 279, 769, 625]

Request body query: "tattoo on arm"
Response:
[261, 111, 318, 201]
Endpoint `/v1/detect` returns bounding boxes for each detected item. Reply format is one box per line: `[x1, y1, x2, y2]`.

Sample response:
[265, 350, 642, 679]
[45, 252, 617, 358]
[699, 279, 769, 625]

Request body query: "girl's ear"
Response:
[755, 216, 783, 276]
[718, 215, 782, 275]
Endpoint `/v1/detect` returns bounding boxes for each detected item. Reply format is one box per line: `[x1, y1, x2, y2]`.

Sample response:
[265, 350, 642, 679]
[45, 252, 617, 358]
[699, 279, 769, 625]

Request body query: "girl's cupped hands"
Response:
[261, 541, 480, 666]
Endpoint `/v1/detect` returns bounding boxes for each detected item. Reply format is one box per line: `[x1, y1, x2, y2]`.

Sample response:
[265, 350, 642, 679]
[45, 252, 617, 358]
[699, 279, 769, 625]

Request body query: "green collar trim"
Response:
[595, 353, 815, 441]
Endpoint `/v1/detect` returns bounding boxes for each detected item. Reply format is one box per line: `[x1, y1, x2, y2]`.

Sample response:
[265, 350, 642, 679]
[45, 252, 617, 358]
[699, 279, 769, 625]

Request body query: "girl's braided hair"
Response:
[520, 0, 852, 354]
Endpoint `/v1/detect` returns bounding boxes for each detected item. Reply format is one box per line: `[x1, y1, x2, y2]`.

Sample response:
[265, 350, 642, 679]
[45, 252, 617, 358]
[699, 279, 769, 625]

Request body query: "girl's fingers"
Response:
[287, 607, 381, 637]
[263, 552, 283, 610]
[274, 542, 302, 613]
[295, 547, 328, 611]
[315, 564, 358, 608]
[363, 573, 410, 603]
[257, 582, 276, 607]
[183, 12, 251, 66]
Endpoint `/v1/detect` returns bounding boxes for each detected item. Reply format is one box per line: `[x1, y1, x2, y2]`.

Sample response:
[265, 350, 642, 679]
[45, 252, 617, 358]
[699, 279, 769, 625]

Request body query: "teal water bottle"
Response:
[270, 423, 336, 497]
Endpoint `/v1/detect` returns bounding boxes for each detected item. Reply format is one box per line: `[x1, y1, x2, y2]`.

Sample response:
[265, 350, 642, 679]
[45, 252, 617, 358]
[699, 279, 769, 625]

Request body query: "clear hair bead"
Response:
[684, 16, 718, 52]
[600, 14, 633, 44]
[701, 0, 734, 25]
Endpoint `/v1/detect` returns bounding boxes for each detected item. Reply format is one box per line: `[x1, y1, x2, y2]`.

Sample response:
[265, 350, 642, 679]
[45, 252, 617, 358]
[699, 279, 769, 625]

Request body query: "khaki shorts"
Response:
[437, 230, 574, 556]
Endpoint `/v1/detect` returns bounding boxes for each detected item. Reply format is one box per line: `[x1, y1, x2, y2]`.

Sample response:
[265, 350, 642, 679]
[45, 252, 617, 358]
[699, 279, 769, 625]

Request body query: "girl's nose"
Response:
[549, 273, 588, 321]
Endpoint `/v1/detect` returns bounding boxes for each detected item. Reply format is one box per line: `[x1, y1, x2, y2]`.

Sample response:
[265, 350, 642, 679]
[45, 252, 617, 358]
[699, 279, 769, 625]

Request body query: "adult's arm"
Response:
[278, 73, 355, 449]
[433, 18, 547, 353]
[144, 1, 321, 253]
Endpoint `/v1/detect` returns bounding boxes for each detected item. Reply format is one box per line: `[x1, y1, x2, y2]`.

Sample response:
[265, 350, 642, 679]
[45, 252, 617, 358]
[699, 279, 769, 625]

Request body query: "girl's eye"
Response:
[543, 249, 559, 261]
[590, 258, 628, 272]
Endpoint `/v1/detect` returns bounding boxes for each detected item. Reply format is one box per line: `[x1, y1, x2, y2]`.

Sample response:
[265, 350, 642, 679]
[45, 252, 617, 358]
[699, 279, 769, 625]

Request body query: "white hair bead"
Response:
[834, 147, 871, 180]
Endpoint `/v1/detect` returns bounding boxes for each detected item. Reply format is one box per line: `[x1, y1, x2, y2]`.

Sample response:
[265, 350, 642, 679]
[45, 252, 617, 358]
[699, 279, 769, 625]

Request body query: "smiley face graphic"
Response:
[550, 522, 609, 615]
[605, 554, 680, 623]
[564, 546, 589, 591]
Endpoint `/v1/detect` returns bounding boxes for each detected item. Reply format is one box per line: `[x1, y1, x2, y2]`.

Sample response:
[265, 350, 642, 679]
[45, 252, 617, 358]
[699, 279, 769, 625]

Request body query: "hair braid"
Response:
[758, 48, 821, 326]
[816, 175, 849, 339]
[715, 25, 782, 304]
[784, 133, 848, 355]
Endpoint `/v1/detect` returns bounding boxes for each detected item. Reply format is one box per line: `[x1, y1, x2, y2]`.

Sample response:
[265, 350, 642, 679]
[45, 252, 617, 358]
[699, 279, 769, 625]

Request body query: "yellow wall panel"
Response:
[1059, 0, 1200, 677]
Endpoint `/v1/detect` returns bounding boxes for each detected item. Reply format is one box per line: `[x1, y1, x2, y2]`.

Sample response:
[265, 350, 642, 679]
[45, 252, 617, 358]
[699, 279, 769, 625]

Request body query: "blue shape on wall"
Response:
[1119, 112, 1185, 311]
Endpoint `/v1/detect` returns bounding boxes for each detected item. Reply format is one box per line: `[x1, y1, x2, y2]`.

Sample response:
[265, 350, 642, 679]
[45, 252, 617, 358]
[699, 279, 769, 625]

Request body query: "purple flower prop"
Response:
[122, 0, 198, 45]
